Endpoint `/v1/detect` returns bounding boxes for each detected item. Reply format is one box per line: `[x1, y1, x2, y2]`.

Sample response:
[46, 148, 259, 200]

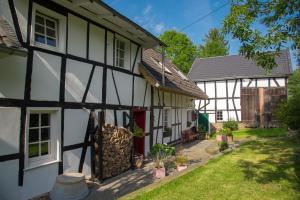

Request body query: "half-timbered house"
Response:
[0, 1, 207, 199]
[188, 50, 292, 128]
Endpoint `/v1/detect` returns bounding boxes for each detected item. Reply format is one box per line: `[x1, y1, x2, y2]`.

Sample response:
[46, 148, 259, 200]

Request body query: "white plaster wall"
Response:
[15, 0, 29, 42]
[276, 78, 285, 87]
[132, 47, 141, 74]
[133, 77, 147, 107]
[0, 107, 20, 156]
[116, 110, 130, 127]
[242, 79, 251, 87]
[65, 59, 92, 102]
[216, 99, 227, 110]
[85, 66, 103, 103]
[228, 111, 237, 121]
[227, 80, 235, 96]
[0, 54, 26, 99]
[154, 129, 163, 144]
[234, 81, 241, 97]
[164, 92, 171, 107]
[206, 100, 215, 110]
[197, 82, 204, 92]
[64, 109, 89, 146]
[228, 99, 234, 110]
[106, 31, 114, 66]
[154, 109, 162, 128]
[68, 14, 87, 58]
[145, 135, 150, 155]
[144, 83, 151, 107]
[216, 81, 226, 97]
[31, 51, 61, 101]
[105, 109, 114, 125]
[209, 113, 216, 123]
[0, 160, 20, 200]
[234, 99, 241, 109]
[63, 147, 91, 176]
[257, 79, 269, 87]
[89, 24, 105, 63]
[153, 90, 163, 106]
[205, 82, 215, 98]
[22, 163, 58, 200]
[108, 70, 132, 106]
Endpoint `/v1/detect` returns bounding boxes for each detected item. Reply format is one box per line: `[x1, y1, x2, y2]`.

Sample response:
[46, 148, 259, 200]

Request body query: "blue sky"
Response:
[103, 0, 297, 68]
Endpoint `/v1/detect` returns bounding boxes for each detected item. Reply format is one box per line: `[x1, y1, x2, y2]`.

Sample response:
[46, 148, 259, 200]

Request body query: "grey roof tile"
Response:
[188, 50, 292, 81]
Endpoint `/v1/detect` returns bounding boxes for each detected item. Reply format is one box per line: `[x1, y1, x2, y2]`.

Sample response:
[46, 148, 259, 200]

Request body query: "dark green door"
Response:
[198, 113, 209, 132]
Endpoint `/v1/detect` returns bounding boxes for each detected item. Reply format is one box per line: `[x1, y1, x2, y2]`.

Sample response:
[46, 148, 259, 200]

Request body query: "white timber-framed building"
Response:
[188, 50, 292, 128]
[0, 0, 207, 199]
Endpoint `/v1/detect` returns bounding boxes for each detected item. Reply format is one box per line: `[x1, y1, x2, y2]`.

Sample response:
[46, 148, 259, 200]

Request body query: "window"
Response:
[26, 109, 60, 168]
[163, 109, 170, 128]
[217, 111, 223, 121]
[34, 12, 58, 47]
[115, 39, 125, 68]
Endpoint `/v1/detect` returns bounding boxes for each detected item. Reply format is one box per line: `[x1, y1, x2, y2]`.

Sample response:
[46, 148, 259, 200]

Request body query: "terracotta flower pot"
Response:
[227, 135, 233, 142]
[153, 167, 166, 179]
[177, 165, 187, 172]
[216, 134, 227, 142]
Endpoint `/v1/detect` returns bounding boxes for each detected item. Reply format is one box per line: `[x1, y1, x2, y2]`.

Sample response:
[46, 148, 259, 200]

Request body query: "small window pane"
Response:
[29, 143, 39, 158]
[46, 28, 56, 38]
[41, 142, 49, 155]
[36, 15, 44, 25]
[46, 37, 56, 47]
[120, 42, 125, 50]
[29, 129, 39, 143]
[41, 114, 50, 126]
[119, 59, 124, 67]
[120, 51, 124, 58]
[29, 114, 39, 127]
[46, 19, 55, 29]
[35, 24, 45, 34]
[35, 34, 45, 44]
[41, 128, 50, 141]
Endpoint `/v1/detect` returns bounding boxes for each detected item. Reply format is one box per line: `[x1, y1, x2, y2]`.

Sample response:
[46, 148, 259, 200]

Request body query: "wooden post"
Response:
[98, 111, 105, 182]
[90, 111, 96, 179]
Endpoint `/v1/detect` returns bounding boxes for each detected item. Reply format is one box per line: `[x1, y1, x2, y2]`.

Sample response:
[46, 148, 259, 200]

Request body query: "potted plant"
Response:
[219, 141, 229, 151]
[216, 128, 228, 142]
[132, 124, 144, 137]
[224, 128, 233, 142]
[175, 154, 188, 172]
[152, 152, 166, 179]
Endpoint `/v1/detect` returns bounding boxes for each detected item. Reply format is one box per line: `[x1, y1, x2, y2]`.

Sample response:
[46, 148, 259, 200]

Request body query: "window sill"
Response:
[24, 159, 61, 171]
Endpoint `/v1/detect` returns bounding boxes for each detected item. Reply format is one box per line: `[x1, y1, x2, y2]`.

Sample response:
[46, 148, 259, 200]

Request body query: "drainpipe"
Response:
[161, 46, 165, 87]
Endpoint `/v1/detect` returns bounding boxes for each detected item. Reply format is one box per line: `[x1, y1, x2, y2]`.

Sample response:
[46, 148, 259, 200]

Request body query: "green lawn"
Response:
[131, 129, 300, 200]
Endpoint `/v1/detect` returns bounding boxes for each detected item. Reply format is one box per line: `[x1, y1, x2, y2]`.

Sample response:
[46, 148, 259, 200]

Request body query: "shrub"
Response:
[219, 141, 229, 151]
[223, 119, 238, 131]
[175, 155, 188, 166]
[217, 128, 232, 136]
[150, 144, 175, 158]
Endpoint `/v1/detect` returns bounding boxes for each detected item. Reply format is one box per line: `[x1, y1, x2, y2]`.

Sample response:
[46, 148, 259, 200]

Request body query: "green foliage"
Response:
[150, 144, 176, 158]
[219, 141, 229, 151]
[198, 28, 229, 58]
[132, 125, 144, 137]
[275, 69, 300, 132]
[159, 30, 198, 74]
[223, 119, 239, 131]
[223, 0, 300, 71]
[218, 128, 233, 136]
[233, 128, 287, 138]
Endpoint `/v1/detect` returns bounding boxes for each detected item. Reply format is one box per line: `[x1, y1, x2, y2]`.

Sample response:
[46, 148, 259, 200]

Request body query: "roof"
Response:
[188, 50, 293, 81]
[140, 49, 208, 99]
[54, 0, 165, 48]
[0, 18, 22, 48]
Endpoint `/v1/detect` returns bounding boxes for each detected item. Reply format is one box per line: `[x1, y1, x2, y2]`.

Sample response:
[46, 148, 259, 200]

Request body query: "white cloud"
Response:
[154, 23, 165, 34]
[143, 5, 152, 15]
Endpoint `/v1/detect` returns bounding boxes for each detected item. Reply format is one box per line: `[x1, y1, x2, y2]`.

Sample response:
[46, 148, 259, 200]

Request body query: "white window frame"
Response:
[217, 110, 223, 121]
[25, 108, 61, 169]
[32, 3, 66, 53]
[34, 12, 58, 48]
[115, 38, 125, 68]
[163, 108, 171, 129]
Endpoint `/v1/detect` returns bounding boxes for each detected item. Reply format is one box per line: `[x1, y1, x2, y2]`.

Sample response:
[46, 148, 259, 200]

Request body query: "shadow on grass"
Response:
[238, 138, 300, 191]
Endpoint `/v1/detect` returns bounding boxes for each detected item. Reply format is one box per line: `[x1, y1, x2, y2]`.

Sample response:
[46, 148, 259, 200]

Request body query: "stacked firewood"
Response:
[100, 124, 133, 178]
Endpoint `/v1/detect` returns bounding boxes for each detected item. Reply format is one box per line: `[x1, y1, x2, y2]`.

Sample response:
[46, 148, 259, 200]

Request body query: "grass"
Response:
[130, 129, 300, 200]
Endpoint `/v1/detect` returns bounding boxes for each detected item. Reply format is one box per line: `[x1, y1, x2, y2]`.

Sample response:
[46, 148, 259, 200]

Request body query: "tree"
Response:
[159, 30, 198, 74]
[223, 0, 300, 71]
[198, 28, 229, 58]
[276, 68, 300, 132]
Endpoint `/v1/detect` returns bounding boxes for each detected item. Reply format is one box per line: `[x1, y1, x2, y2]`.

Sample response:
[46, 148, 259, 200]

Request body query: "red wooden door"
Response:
[133, 109, 146, 156]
